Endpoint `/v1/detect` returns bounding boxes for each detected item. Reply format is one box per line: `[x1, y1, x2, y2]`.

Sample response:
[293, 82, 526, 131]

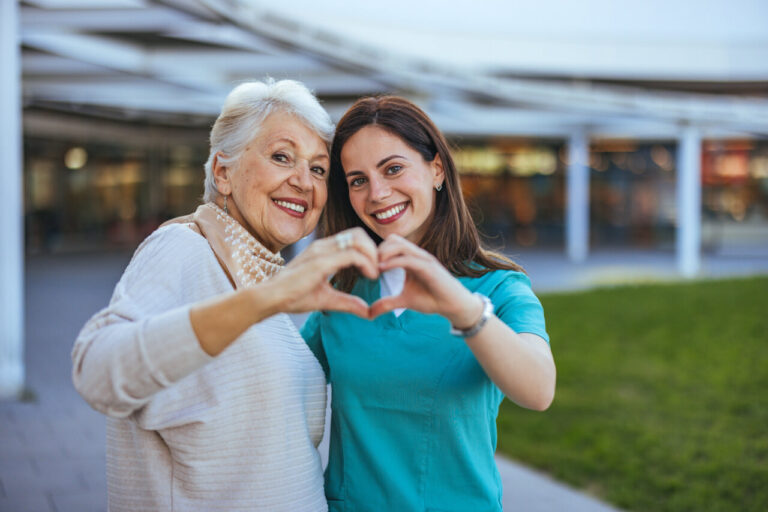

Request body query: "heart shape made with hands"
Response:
[380, 267, 406, 298]
[378, 267, 407, 316]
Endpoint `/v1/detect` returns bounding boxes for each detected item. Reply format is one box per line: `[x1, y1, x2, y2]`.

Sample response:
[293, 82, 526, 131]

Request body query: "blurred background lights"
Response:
[64, 146, 88, 170]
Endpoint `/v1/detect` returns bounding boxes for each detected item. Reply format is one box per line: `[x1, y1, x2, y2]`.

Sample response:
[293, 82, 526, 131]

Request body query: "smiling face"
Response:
[214, 110, 329, 252]
[340, 125, 444, 244]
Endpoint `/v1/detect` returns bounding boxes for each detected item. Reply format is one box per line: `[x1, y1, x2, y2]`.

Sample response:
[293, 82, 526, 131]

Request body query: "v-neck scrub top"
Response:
[301, 269, 549, 512]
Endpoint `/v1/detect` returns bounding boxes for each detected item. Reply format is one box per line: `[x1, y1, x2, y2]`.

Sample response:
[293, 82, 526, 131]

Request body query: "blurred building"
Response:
[2, 0, 768, 395]
[14, 0, 768, 262]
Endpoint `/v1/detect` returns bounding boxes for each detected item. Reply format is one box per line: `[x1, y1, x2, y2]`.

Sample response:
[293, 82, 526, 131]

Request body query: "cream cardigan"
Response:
[72, 224, 327, 511]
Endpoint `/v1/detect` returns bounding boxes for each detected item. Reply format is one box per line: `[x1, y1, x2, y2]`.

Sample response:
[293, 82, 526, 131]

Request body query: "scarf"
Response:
[162, 202, 284, 289]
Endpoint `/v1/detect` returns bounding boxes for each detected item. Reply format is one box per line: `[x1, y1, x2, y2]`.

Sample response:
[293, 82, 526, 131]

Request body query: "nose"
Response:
[367, 175, 391, 202]
[287, 159, 313, 191]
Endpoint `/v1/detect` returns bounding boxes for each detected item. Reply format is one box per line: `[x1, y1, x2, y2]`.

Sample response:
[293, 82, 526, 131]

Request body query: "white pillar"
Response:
[566, 130, 589, 262]
[676, 125, 702, 278]
[0, 0, 25, 399]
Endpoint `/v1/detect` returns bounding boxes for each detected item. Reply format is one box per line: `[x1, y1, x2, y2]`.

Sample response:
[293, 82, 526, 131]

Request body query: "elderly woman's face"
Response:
[219, 111, 329, 252]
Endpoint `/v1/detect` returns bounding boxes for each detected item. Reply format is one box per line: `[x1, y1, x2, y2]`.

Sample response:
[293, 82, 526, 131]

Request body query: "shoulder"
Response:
[464, 269, 549, 343]
[116, 223, 224, 300]
[460, 269, 535, 298]
[126, 223, 215, 272]
[134, 223, 209, 259]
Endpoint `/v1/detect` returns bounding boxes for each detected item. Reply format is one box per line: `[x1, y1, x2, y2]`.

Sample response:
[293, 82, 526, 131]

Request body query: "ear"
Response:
[212, 152, 232, 196]
[431, 153, 445, 189]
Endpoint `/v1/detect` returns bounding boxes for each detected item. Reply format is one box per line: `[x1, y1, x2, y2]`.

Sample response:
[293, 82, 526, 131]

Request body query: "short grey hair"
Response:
[202, 79, 334, 202]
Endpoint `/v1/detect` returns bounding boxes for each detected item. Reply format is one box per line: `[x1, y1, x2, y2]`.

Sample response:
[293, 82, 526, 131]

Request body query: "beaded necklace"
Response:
[207, 203, 284, 288]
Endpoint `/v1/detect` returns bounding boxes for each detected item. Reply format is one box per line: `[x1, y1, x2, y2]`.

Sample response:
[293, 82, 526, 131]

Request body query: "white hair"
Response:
[202, 79, 334, 202]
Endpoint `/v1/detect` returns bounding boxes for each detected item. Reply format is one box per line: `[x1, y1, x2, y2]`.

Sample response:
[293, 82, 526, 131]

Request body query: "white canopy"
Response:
[19, 0, 768, 137]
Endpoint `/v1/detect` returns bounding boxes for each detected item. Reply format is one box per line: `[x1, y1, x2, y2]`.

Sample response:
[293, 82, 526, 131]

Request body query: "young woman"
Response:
[302, 96, 556, 511]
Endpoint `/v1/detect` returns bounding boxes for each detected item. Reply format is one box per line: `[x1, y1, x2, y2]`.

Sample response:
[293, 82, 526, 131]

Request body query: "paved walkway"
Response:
[3, 246, 766, 511]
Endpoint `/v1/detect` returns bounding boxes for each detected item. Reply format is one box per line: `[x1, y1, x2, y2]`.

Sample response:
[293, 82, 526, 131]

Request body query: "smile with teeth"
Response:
[273, 199, 306, 213]
[374, 203, 407, 220]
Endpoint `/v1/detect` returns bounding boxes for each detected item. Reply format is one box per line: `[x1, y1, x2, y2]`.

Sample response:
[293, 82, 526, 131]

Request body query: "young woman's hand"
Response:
[370, 234, 483, 329]
[266, 227, 378, 318]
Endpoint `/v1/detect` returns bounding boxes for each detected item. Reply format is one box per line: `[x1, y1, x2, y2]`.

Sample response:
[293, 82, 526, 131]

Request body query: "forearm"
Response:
[73, 306, 212, 417]
[464, 320, 556, 410]
[189, 282, 283, 356]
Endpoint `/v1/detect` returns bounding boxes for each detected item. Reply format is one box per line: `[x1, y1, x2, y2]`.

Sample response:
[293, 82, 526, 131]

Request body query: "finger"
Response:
[347, 227, 379, 263]
[319, 229, 378, 271]
[378, 236, 431, 263]
[320, 289, 371, 318]
[369, 296, 407, 318]
[378, 254, 431, 276]
[319, 246, 379, 280]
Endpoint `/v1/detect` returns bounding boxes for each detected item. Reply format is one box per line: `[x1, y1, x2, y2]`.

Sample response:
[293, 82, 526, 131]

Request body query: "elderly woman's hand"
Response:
[267, 227, 378, 318]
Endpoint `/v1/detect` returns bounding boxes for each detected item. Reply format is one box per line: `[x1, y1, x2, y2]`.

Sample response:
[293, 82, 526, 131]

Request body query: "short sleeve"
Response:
[486, 271, 550, 344]
[300, 311, 330, 380]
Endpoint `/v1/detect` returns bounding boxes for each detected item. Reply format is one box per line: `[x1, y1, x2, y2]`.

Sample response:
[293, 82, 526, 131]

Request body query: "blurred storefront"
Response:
[23, 114, 209, 253]
[454, 138, 768, 253]
[22, 128, 768, 255]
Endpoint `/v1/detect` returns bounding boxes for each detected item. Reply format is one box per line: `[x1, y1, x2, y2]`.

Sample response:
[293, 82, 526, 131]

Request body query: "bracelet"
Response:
[449, 293, 494, 338]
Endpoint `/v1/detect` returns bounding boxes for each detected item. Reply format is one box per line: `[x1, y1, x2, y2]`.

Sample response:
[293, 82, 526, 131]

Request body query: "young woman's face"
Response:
[340, 125, 443, 244]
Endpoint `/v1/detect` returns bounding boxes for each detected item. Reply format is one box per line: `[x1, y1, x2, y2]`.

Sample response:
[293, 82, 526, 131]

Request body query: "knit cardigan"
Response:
[72, 224, 328, 511]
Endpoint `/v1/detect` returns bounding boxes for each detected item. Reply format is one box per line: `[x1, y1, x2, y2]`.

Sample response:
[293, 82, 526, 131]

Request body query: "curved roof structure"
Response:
[19, 0, 768, 138]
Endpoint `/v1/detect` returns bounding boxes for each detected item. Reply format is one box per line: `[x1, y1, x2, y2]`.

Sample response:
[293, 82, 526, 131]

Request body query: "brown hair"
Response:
[325, 96, 523, 292]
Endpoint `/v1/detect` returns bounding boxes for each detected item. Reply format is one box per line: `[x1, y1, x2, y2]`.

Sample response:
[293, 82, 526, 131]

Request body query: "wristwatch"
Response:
[449, 293, 494, 337]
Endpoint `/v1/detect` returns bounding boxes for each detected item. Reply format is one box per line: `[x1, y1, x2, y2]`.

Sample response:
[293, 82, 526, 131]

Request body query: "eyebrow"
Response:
[268, 137, 329, 161]
[377, 154, 406, 167]
[268, 137, 297, 148]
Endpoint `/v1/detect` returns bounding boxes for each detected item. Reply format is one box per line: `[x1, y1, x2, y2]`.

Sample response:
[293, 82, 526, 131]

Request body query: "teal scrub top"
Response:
[301, 269, 549, 512]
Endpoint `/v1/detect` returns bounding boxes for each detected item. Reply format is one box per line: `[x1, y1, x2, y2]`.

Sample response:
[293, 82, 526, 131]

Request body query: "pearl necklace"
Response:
[208, 203, 284, 288]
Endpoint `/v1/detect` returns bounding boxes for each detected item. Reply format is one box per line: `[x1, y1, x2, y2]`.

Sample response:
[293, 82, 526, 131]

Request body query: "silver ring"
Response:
[335, 232, 353, 251]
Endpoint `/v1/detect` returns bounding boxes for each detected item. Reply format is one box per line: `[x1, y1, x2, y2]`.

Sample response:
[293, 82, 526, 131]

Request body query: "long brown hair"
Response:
[325, 96, 523, 292]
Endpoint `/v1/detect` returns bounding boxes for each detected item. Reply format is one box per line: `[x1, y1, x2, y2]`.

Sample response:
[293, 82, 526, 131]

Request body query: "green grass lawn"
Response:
[497, 276, 768, 512]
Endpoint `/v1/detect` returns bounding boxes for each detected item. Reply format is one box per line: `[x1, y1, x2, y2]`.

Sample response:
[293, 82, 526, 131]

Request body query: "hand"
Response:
[266, 228, 379, 318]
[370, 235, 482, 327]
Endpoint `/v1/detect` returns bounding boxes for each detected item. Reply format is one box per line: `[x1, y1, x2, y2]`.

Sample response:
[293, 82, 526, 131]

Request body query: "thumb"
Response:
[321, 289, 371, 319]
[369, 295, 406, 319]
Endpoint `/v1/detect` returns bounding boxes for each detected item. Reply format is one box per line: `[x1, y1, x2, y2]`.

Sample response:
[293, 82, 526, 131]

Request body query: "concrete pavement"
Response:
[3, 246, 766, 511]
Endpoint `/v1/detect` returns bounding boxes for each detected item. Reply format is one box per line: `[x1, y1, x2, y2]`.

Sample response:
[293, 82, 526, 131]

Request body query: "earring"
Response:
[224, 195, 229, 215]
[435, 183, 443, 192]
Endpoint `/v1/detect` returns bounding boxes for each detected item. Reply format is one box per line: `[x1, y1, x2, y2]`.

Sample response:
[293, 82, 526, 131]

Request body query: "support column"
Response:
[566, 130, 590, 262]
[676, 125, 702, 278]
[0, 0, 25, 399]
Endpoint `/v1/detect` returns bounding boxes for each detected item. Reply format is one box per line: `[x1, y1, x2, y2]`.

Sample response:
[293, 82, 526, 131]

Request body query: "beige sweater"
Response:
[72, 224, 328, 511]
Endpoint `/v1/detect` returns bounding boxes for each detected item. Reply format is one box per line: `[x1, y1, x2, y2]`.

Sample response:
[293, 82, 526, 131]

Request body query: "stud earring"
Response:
[435, 183, 443, 192]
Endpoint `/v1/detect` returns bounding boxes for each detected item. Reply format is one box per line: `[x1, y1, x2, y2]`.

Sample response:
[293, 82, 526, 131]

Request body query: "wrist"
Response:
[246, 281, 282, 321]
[449, 293, 494, 338]
[446, 291, 484, 330]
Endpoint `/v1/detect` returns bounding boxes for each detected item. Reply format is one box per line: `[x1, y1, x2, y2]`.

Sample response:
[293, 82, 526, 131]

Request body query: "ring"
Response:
[335, 232, 353, 251]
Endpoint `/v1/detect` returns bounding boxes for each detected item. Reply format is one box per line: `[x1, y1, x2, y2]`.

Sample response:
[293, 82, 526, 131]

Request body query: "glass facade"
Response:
[701, 140, 768, 253]
[454, 140, 565, 251]
[589, 141, 677, 249]
[24, 133, 208, 253]
[454, 138, 768, 253]
[22, 124, 768, 255]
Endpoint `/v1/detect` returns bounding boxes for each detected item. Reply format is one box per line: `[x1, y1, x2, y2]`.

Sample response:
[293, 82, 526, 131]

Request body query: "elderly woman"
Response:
[72, 80, 377, 512]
